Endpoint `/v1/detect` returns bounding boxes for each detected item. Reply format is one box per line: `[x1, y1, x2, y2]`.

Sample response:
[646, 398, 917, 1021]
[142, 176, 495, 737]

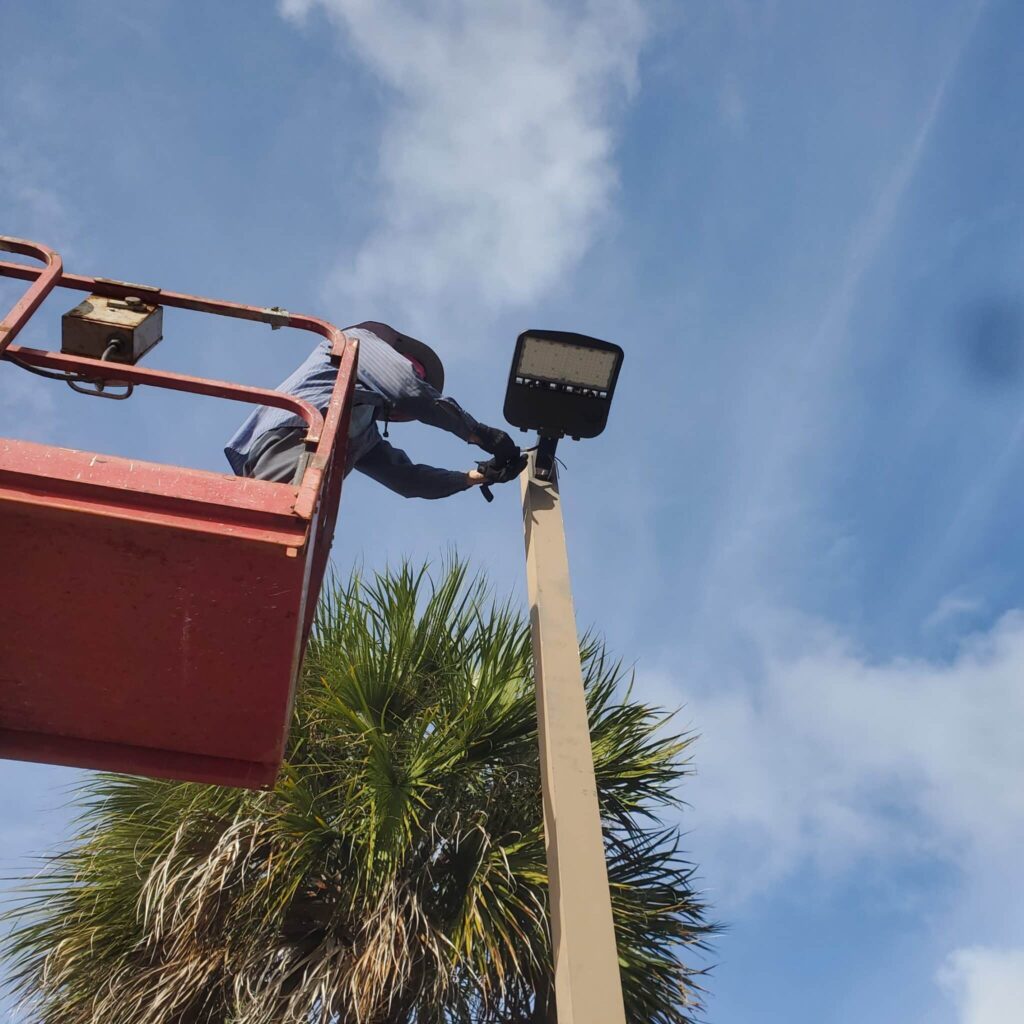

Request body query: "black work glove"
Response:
[474, 424, 520, 462]
[476, 450, 528, 502]
[477, 452, 528, 485]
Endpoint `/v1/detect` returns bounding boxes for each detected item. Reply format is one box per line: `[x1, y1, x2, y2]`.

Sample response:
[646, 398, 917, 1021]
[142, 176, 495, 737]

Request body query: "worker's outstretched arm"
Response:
[393, 389, 520, 463]
[354, 438, 482, 500]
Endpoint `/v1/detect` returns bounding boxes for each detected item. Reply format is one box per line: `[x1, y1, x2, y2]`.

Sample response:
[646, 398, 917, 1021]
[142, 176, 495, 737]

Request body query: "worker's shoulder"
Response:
[344, 321, 398, 345]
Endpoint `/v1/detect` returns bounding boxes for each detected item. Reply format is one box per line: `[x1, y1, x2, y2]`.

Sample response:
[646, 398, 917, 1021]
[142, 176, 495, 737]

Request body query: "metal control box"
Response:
[62, 294, 163, 363]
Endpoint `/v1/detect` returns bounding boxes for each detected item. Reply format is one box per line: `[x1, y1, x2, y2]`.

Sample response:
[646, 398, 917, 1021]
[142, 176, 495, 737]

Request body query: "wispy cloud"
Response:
[806, 2, 984, 353]
[939, 946, 1024, 1024]
[692, 0, 989, 631]
[676, 607, 1024, 900]
[717, 71, 747, 135]
[278, 0, 645, 333]
[922, 590, 985, 633]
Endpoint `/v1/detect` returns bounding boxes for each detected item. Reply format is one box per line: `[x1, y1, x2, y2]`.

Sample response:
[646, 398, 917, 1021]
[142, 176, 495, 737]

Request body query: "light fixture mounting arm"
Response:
[533, 434, 560, 481]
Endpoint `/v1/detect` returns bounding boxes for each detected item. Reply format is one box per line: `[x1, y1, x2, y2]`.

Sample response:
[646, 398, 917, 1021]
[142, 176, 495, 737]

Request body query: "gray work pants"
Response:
[244, 426, 308, 484]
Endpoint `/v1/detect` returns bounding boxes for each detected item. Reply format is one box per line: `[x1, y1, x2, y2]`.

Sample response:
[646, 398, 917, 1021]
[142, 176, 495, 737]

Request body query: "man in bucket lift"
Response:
[225, 322, 526, 497]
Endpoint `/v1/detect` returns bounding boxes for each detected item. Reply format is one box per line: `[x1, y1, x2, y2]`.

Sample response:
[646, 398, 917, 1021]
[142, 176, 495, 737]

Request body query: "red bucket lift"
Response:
[0, 236, 357, 788]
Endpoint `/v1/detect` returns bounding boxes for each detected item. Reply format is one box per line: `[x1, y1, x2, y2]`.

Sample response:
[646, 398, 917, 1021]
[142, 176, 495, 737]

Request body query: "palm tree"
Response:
[2, 561, 715, 1024]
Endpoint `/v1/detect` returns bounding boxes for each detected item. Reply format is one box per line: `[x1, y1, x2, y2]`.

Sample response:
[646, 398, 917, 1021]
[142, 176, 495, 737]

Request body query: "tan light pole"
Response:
[521, 451, 627, 1024]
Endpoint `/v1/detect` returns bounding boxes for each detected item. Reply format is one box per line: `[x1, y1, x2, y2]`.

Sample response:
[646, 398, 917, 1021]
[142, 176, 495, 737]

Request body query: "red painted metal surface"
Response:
[0, 237, 357, 788]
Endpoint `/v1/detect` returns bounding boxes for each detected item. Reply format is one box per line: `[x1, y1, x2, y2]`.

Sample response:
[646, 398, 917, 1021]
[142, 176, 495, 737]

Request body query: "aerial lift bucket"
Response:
[0, 237, 357, 788]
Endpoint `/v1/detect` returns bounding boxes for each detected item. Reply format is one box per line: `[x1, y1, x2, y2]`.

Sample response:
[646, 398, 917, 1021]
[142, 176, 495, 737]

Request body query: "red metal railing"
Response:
[0, 237, 63, 356]
[0, 239, 355, 511]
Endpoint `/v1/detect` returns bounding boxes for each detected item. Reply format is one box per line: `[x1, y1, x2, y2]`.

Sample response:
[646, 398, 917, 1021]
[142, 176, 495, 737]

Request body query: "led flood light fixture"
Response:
[503, 329, 623, 479]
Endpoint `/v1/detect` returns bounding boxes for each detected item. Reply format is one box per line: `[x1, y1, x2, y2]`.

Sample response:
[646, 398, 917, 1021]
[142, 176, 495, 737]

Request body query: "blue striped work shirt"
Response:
[225, 324, 482, 499]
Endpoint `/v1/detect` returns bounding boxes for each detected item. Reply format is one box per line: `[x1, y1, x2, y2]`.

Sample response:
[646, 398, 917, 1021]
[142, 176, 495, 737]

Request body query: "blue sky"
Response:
[2, 1, 1023, 1021]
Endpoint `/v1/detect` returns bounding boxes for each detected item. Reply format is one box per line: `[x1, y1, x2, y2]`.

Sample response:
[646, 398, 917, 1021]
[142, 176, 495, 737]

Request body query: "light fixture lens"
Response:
[516, 336, 618, 390]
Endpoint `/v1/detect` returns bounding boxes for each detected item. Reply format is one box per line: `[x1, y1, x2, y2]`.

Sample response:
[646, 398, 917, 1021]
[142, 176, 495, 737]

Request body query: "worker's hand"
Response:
[467, 469, 487, 486]
[473, 424, 520, 462]
[476, 452, 528, 485]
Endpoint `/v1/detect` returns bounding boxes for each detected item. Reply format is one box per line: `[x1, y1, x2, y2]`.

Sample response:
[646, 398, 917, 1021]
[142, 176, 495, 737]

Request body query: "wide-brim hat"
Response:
[390, 331, 445, 394]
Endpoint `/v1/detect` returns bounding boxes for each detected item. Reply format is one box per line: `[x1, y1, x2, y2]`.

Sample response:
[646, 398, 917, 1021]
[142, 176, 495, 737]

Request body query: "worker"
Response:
[225, 321, 526, 496]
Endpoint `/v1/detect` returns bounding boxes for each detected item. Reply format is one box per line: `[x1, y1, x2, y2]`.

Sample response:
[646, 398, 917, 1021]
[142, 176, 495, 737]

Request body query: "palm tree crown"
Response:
[3, 561, 715, 1023]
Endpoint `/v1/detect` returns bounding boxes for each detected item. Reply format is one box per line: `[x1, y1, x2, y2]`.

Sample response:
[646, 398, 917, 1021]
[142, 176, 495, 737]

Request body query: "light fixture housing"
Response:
[503, 329, 623, 439]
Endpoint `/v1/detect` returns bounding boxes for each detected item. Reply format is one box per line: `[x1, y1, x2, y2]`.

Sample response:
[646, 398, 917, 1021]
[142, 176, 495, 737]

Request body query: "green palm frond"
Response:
[2, 558, 716, 1024]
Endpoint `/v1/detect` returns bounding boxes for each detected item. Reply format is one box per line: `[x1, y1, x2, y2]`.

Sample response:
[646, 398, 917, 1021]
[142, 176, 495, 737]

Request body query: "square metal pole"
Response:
[521, 451, 627, 1024]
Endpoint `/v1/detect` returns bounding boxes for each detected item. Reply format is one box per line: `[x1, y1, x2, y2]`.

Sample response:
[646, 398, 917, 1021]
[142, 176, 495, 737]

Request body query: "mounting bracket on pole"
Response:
[533, 434, 560, 482]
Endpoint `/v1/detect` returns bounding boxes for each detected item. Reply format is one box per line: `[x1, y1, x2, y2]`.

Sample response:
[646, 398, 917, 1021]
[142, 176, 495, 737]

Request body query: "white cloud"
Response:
[664, 608, 1024, 901]
[278, 0, 645, 330]
[939, 947, 1024, 1024]
[923, 591, 985, 632]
